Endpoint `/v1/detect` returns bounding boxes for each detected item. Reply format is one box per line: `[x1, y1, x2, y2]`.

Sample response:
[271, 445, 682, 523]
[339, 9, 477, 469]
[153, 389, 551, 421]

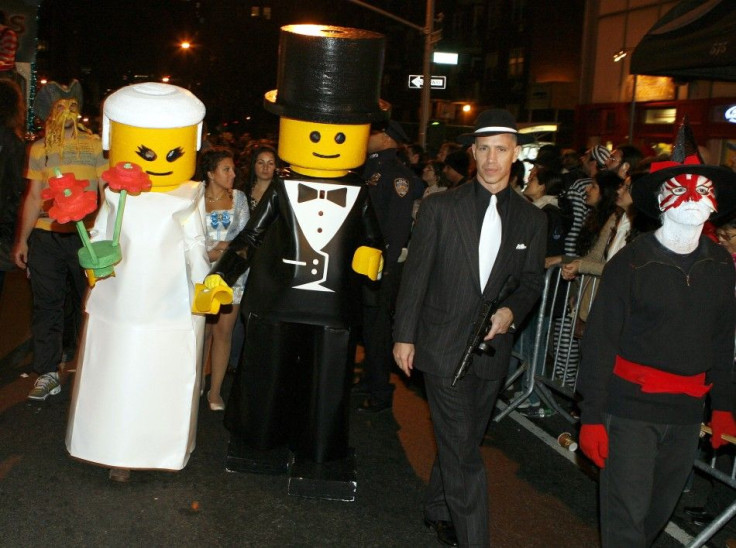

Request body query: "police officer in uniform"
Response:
[355, 120, 424, 412]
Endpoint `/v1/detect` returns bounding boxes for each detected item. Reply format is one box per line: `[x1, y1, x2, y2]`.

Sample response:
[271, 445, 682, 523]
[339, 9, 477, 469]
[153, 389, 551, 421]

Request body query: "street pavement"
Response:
[0, 269, 732, 547]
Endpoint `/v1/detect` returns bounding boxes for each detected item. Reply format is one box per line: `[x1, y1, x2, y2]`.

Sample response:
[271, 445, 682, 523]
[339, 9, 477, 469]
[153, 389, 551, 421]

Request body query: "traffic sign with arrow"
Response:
[407, 75, 447, 89]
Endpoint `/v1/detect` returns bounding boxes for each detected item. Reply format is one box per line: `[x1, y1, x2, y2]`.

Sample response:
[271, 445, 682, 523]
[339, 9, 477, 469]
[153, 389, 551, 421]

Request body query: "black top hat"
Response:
[632, 119, 736, 220]
[457, 109, 531, 145]
[264, 25, 390, 124]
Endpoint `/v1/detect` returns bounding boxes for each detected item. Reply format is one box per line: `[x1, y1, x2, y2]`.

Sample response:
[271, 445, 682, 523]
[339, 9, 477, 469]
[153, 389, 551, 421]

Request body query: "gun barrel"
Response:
[450, 274, 519, 386]
[451, 350, 474, 386]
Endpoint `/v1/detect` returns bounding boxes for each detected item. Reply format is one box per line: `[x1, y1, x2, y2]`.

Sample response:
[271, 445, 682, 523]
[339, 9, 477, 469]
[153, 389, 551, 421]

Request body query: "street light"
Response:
[176, 39, 198, 90]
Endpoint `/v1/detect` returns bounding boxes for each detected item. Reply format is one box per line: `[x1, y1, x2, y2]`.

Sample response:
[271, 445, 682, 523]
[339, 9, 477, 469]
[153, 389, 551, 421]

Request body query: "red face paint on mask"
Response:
[659, 172, 716, 213]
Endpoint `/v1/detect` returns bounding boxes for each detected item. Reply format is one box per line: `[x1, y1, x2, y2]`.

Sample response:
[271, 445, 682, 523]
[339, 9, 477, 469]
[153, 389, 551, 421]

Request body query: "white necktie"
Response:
[479, 194, 501, 291]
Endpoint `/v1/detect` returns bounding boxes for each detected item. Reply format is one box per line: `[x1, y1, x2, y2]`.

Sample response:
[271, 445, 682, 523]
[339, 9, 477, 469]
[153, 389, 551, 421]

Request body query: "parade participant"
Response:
[15, 96, 107, 401]
[196, 25, 385, 498]
[66, 83, 211, 482]
[393, 109, 547, 546]
[577, 120, 736, 547]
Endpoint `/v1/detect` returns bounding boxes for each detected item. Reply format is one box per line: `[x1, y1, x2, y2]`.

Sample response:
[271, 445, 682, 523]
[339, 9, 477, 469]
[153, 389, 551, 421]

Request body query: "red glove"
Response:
[710, 410, 736, 450]
[580, 424, 609, 468]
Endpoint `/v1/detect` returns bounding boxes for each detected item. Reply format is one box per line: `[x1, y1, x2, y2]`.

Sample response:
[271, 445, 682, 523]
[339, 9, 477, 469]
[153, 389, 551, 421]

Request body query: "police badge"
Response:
[394, 177, 409, 197]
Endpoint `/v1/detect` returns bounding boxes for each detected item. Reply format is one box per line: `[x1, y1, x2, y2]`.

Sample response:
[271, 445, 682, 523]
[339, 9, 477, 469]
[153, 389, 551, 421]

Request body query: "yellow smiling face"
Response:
[108, 122, 198, 192]
[278, 117, 370, 178]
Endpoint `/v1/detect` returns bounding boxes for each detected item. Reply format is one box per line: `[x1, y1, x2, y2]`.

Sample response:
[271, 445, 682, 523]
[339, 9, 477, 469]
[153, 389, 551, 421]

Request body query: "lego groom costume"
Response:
[198, 25, 386, 499]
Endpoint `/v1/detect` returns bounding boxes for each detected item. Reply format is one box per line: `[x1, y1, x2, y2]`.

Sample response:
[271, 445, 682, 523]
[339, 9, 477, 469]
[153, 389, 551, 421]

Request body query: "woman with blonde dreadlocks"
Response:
[14, 97, 107, 401]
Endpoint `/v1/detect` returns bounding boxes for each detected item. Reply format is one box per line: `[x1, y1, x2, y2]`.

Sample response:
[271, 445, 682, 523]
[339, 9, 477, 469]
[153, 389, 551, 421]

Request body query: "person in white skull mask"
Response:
[576, 120, 736, 547]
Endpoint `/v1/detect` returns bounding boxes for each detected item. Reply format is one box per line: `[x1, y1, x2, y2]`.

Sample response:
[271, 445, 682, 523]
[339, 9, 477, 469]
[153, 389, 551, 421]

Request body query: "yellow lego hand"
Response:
[84, 267, 116, 288]
[352, 246, 384, 281]
[192, 274, 234, 315]
[85, 269, 98, 288]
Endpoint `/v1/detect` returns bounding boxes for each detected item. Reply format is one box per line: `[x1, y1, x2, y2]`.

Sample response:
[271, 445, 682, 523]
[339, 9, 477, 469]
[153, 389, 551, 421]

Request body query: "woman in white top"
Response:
[200, 147, 249, 410]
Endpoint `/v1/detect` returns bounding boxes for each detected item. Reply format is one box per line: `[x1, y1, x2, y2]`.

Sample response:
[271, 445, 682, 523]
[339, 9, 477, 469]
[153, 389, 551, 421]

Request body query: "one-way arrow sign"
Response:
[407, 75, 447, 90]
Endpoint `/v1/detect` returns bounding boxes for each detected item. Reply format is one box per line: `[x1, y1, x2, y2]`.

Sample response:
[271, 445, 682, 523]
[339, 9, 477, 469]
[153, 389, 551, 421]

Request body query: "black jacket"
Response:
[212, 169, 383, 328]
[0, 127, 24, 245]
[363, 148, 423, 267]
[393, 181, 546, 379]
[578, 232, 736, 425]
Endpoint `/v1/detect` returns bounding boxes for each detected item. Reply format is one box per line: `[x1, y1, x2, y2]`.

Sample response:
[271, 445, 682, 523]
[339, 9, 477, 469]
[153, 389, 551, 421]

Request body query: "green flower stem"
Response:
[75, 221, 98, 262]
[112, 189, 127, 247]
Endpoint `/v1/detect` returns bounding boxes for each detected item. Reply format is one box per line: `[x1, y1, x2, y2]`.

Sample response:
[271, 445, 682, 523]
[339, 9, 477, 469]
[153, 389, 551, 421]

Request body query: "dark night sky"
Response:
[37, 1, 274, 127]
[34, 0, 429, 133]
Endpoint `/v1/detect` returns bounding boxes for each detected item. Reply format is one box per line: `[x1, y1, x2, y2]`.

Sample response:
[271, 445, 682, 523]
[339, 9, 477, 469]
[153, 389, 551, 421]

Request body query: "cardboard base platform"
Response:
[287, 449, 357, 502]
[225, 436, 290, 475]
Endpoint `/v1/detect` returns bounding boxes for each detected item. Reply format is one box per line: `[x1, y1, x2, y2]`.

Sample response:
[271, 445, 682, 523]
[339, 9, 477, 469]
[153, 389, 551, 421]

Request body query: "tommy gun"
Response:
[452, 275, 520, 387]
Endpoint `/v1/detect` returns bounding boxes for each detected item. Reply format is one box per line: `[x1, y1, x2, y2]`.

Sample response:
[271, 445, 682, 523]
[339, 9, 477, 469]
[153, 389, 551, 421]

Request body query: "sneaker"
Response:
[28, 372, 61, 401]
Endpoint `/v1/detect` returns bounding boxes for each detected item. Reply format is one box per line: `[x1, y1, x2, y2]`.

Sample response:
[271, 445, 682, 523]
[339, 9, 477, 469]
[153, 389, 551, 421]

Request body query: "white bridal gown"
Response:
[66, 181, 209, 470]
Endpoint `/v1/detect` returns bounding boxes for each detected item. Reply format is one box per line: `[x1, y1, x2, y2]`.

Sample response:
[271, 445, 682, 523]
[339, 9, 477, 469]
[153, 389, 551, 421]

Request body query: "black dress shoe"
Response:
[424, 518, 459, 547]
[357, 397, 391, 413]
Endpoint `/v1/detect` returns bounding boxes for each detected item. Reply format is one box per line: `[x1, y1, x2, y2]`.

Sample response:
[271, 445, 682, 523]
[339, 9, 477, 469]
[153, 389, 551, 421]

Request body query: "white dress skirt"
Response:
[66, 182, 210, 470]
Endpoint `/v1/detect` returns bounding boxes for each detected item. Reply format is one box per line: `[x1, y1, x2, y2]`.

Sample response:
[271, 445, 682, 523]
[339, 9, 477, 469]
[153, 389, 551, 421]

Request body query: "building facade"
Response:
[579, 0, 736, 165]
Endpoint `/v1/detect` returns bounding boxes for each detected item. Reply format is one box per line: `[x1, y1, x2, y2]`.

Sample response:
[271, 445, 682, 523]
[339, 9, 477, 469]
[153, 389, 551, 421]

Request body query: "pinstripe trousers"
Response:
[424, 371, 503, 547]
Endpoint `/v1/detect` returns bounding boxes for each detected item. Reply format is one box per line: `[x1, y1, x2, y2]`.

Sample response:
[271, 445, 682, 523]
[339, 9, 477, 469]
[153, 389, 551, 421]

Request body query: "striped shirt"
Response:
[562, 177, 591, 256]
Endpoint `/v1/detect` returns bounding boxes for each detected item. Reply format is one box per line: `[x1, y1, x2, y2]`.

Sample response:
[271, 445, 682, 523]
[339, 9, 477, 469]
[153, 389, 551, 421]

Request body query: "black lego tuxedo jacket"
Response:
[393, 181, 546, 380]
[216, 169, 383, 329]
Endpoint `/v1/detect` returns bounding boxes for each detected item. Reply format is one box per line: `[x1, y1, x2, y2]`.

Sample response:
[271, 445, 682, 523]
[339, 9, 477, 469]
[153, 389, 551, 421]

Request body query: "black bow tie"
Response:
[297, 184, 347, 207]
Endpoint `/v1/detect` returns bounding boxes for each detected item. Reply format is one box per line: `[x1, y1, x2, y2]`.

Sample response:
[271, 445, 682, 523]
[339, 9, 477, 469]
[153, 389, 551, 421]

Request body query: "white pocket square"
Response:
[515, 243, 527, 250]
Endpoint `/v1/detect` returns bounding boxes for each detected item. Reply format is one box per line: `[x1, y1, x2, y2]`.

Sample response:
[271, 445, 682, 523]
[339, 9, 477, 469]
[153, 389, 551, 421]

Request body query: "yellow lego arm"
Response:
[192, 274, 234, 315]
[352, 246, 384, 281]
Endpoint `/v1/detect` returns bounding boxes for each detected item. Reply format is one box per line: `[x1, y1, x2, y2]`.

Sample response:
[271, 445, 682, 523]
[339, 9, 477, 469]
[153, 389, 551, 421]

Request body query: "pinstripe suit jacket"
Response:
[394, 180, 546, 380]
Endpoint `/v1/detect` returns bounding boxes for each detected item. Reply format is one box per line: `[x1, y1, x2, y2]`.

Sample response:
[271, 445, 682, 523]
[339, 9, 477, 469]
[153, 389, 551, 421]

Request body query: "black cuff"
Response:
[210, 248, 249, 287]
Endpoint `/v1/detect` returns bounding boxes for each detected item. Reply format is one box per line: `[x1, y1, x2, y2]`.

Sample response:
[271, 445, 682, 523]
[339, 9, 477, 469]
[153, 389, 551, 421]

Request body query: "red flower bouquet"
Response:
[42, 164, 153, 285]
[101, 162, 153, 252]
[41, 172, 97, 224]
[102, 162, 152, 194]
[42, 170, 105, 281]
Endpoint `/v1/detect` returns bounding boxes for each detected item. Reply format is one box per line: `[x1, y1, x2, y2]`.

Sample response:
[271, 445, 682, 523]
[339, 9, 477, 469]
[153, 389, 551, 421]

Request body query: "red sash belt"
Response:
[613, 355, 712, 397]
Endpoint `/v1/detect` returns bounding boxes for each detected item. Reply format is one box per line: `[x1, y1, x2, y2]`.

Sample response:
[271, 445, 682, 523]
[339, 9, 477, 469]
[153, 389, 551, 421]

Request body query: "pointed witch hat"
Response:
[632, 116, 736, 220]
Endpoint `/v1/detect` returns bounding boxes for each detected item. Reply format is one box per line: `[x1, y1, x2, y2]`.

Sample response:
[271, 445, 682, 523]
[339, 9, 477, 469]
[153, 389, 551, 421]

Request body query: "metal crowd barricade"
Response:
[496, 265, 601, 424]
[685, 426, 736, 548]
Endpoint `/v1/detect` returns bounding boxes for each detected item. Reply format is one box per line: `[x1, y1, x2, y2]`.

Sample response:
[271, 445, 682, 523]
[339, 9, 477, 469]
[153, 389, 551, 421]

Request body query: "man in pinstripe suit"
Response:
[393, 110, 546, 546]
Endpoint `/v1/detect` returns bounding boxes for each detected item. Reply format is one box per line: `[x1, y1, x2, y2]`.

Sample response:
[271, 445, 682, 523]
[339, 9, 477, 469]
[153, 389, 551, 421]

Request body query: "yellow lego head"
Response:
[278, 117, 370, 178]
[102, 83, 205, 192]
[263, 25, 390, 178]
[107, 123, 198, 191]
